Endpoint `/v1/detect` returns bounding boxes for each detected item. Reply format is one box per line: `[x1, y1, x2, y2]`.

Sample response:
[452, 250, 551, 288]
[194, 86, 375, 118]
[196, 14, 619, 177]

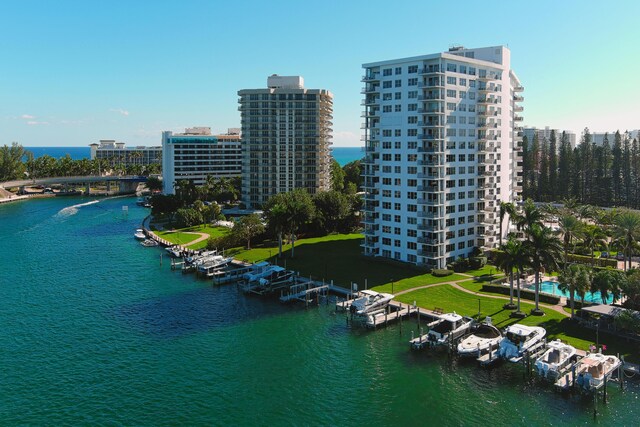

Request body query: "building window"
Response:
[408, 65, 418, 74]
[383, 68, 392, 76]
[395, 67, 402, 75]
[408, 91, 418, 99]
[408, 78, 418, 86]
[383, 81, 392, 89]
[395, 80, 402, 87]
[447, 76, 456, 85]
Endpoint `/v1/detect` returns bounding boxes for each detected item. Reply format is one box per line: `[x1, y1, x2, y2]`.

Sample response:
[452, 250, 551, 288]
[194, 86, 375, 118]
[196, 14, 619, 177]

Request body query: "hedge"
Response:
[566, 253, 617, 268]
[481, 284, 561, 305]
[432, 269, 454, 277]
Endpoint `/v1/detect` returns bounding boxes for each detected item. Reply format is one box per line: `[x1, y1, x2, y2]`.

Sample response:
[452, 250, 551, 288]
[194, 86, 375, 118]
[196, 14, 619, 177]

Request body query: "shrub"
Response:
[481, 284, 561, 305]
[432, 269, 454, 277]
[470, 256, 487, 269]
[567, 253, 617, 268]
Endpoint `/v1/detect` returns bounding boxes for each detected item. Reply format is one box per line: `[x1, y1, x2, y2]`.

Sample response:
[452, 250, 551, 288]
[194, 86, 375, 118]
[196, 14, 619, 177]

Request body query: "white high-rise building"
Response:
[161, 127, 242, 195]
[523, 127, 577, 150]
[361, 46, 523, 268]
[238, 75, 333, 208]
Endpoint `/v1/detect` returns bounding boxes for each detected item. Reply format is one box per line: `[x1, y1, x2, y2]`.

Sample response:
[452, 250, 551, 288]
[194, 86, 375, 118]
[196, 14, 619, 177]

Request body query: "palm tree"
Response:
[524, 224, 563, 315]
[613, 210, 640, 271]
[499, 201, 515, 246]
[558, 264, 581, 318]
[574, 267, 593, 310]
[285, 189, 315, 258]
[557, 214, 583, 270]
[582, 224, 608, 266]
[516, 199, 545, 236]
[592, 269, 626, 305]
[495, 238, 519, 309]
[513, 239, 531, 317]
[265, 201, 288, 258]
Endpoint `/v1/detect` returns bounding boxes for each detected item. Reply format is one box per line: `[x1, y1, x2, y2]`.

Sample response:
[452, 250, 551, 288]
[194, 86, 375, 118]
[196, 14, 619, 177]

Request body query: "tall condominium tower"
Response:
[361, 46, 523, 268]
[238, 75, 333, 208]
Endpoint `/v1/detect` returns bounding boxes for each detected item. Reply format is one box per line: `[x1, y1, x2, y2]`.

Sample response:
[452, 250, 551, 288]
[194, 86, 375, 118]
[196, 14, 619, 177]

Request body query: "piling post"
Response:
[399, 303, 403, 335]
[160, 253, 163, 266]
[593, 391, 597, 419]
[603, 376, 608, 404]
[620, 355, 625, 391]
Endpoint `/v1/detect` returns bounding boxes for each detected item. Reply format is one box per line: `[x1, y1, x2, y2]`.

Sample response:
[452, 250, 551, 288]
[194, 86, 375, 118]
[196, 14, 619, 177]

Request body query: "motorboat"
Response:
[258, 267, 294, 287]
[349, 290, 394, 316]
[134, 229, 146, 240]
[197, 256, 234, 276]
[140, 239, 159, 247]
[165, 246, 183, 258]
[425, 312, 474, 347]
[497, 324, 546, 363]
[574, 353, 621, 392]
[243, 264, 279, 283]
[535, 340, 577, 381]
[457, 321, 503, 357]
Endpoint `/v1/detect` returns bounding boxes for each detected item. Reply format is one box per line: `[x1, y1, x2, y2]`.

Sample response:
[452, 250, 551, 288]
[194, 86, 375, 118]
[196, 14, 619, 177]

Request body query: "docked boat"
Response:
[574, 353, 621, 392]
[349, 290, 394, 316]
[457, 321, 503, 357]
[197, 256, 234, 276]
[497, 324, 546, 363]
[141, 239, 159, 247]
[424, 312, 474, 347]
[165, 246, 183, 258]
[535, 340, 577, 381]
[243, 264, 279, 283]
[134, 229, 146, 240]
[258, 266, 294, 287]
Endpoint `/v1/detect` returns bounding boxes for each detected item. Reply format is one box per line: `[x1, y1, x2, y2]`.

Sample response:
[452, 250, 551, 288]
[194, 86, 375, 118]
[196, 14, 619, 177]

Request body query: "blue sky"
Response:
[1, 0, 639, 147]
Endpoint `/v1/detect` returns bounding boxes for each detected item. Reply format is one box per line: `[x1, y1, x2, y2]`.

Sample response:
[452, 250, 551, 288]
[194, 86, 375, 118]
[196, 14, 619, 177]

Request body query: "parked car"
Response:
[600, 252, 609, 258]
[616, 253, 625, 261]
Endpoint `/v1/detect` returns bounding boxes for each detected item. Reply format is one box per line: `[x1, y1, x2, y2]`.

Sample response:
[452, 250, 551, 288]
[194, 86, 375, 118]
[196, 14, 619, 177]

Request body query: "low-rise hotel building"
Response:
[89, 140, 162, 166]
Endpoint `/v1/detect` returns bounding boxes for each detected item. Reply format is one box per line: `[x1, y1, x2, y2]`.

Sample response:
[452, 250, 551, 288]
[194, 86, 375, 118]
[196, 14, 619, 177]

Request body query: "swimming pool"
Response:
[526, 280, 614, 304]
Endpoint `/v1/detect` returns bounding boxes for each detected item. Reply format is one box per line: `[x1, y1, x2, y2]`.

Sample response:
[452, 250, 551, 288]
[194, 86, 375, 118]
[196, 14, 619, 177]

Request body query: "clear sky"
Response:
[1, 0, 639, 147]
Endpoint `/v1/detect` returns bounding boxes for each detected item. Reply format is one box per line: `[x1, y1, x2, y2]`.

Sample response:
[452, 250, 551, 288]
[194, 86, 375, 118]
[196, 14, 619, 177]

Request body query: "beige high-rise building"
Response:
[238, 75, 333, 208]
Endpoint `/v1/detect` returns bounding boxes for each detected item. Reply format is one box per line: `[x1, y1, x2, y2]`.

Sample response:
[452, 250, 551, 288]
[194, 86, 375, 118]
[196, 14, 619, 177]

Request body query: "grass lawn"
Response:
[229, 234, 465, 291]
[396, 284, 639, 362]
[464, 264, 502, 278]
[156, 225, 229, 250]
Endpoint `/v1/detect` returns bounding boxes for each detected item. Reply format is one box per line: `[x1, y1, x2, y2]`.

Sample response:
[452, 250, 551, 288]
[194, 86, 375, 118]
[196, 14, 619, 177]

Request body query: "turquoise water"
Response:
[332, 147, 363, 166]
[531, 281, 614, 304]
[1, 197, 637, 425]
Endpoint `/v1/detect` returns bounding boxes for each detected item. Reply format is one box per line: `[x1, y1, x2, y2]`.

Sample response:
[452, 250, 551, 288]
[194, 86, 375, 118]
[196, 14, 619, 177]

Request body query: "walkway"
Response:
[394, 277, 569, 317]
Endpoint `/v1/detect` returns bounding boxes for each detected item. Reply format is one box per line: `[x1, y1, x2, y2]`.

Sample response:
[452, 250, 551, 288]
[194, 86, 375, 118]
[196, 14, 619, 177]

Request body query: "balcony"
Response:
[417, 145, 443, 153]
[418, 250, 441, 258]
[417, 172, 442, 179]
[419, 67, 444, 75]
[513, 95, 524, 102]
[417, 237, 441, 245]
[514, 105, 524, 112]
[418, 107, 445, 114]
[418, 134, 443, 141]
[514, 115, 524, 122]
[418, 94, 444, 101]
[418, 121, 444, 128]
[514, 85, 524, 92]
[362, 74, 380, 82]
[361, 110, 380, 118]
[361, 86, 380, 94]
[417, 159, 442, 166]
[418, 80, 445, 88]
[418, 198, 442, 206]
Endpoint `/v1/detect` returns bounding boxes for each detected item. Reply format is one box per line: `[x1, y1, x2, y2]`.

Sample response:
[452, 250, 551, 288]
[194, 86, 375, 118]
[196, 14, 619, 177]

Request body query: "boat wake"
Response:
[55, 200, 100, 218]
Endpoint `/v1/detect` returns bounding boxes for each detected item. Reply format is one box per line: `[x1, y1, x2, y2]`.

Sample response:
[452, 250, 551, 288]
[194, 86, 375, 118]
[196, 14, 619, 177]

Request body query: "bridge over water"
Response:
[0, 175, 147, 195]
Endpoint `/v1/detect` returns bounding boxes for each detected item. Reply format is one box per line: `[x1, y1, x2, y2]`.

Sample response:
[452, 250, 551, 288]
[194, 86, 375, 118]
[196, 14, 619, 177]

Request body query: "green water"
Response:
[1, 197, 637, 425]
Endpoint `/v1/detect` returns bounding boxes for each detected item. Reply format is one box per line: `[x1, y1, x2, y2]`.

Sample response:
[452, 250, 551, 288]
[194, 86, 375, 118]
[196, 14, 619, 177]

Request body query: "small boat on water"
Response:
[457, 320, 503, 357]
[535, 340, 577, 381]
[349, 290, 394, 316]
[165, 246, 183, 258]
[574, 353, 621, 392]
[497, 324, 546, 363]
[424, 312, 474, 347]
[197, 256, 234, 276]
[134, 229, 146, 240]
[141, 239, 159, 247]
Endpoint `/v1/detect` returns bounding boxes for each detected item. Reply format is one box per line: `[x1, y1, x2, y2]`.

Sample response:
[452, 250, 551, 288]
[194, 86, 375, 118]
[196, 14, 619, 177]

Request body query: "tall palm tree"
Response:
[582, 224, 608, 266]
[499, 201, 515, 246]
[592, 269, 626, 305]
[513, 239, 531, 316]
[516, 199, 545, 236]
[557, 214, 583, 270]
[524, 224, 563, 315]
[574, 267, 593, 310]
[558, 264, 581, 318]
[613, 210, 640, 271]
[495, 238, 519, 309]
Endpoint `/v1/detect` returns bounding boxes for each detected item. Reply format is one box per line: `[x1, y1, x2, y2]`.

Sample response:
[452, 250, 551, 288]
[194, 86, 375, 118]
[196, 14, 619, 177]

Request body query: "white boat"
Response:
[535, 340, 577, 381]
[457, 321, 503, 357]
[141, 239, 159, 247]
[165, 246, 183, 258]
[349, 290, 394, 316]
[197, 256, 234, 275]
[574, 353, 621, 392]
[258, 267, 294, 287]
[424, 312, 474, 347]
[497, 324, 546, 363]
[243, 264, 280, 283]
[134, 229, 146, 240]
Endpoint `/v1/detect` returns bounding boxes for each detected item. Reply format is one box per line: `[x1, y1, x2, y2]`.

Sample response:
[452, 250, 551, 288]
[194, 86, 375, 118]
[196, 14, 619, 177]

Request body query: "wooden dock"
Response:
[337, 295, 441, 329]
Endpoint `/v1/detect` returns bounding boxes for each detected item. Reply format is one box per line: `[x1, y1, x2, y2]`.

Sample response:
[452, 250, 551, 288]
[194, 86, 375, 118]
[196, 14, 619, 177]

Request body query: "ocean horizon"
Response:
[23, 146, 364, 166]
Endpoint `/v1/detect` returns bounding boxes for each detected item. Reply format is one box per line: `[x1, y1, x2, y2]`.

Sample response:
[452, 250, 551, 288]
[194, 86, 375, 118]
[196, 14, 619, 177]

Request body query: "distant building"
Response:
[589, 130, 639, 146]
[522, 127, 576, 150]
[238, 75, 333, 208]
[89, 140, 162, 166]
[161, 127, 242, 195]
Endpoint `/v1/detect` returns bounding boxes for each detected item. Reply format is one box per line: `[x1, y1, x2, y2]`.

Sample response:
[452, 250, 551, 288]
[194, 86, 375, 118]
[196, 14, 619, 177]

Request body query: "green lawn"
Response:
[396, 284, 638, 362]
[465, 264, 502, 278]
[156, 225, 229, 250]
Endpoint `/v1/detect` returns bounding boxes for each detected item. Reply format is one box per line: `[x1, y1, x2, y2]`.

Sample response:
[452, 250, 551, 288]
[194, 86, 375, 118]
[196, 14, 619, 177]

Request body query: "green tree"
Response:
[581, 224, 607, 266]
[330, 158, 345, 192]
[612, 130, 623, 204]
[623, 132, 632, 206]
[175, 208, 203, 228]
[342, 160, 362, 192]
[515, 199, 544, 235]
[538, 137, 549, 201]
[557, 132, 572, 200]
[232, 214, 265, 250]
[285, 189, 315, 258]
[313, 190, 351, 234]
[548, 130, 558, 201]
[621, 271, 640, 310]
[592, 269, 626, 305]
[495, 238, 521, 309]
[613, 210, 640, 271]
[498, 201, 515, 246]
[146, 176, 163, 193]
[524, 224, 563, 314]
[558, 264, 583, 318]
[0, 143, 28, 181]
[557, 214, 583, 270]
